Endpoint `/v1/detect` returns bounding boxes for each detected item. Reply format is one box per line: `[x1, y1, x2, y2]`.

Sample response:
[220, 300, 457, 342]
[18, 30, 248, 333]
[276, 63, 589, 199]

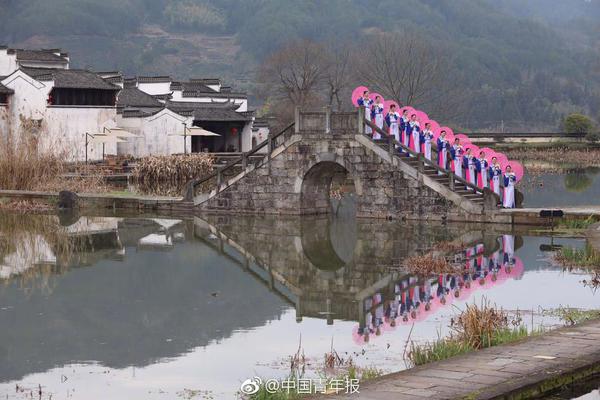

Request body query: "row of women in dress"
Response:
[357, 91, 517, 208]
[357, 235, 520, 341]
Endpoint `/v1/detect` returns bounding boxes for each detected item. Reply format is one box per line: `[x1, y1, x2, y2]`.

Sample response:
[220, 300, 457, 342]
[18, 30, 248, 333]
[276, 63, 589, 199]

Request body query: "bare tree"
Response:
[353, 32, 466, 119]
[258, 39, 328, 109]
[323, 42, 353, 111]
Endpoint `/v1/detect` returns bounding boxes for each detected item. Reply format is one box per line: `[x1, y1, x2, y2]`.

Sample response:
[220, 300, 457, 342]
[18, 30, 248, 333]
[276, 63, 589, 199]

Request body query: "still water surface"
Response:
[0, 210, 598, 399]
[519, 167, 600, 207]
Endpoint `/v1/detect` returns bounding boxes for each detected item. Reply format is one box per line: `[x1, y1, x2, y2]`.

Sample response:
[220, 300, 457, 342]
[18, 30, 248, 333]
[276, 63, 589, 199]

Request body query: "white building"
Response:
[0, 46, 269, 161]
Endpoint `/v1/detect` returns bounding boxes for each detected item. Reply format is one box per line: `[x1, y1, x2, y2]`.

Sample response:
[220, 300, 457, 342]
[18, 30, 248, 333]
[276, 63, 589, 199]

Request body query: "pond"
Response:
[519, 167, 600, 208]
[0, 211, 598, 399]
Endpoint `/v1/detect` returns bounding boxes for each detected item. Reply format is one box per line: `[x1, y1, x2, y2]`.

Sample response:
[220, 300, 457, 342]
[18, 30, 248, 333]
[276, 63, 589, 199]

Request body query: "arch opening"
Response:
[300, 161, 356, 216]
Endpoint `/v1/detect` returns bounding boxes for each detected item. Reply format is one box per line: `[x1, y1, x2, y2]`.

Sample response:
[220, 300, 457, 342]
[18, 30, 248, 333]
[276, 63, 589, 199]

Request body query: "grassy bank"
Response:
[554, 244, 600, 268]
[407, 300, 537, 367]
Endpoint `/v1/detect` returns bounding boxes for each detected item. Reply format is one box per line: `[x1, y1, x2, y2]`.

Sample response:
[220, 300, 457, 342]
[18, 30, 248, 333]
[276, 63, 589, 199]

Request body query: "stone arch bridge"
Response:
[187, 109, 512, 223]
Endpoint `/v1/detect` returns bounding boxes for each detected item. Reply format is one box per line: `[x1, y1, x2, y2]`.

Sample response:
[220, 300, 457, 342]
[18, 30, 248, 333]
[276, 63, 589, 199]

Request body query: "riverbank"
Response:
[322, 318, 600, 400]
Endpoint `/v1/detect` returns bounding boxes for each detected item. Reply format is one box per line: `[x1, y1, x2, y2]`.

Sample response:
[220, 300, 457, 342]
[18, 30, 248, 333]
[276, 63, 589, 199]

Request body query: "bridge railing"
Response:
[183, 121, 295, 200]
[360, 108, 485, 196]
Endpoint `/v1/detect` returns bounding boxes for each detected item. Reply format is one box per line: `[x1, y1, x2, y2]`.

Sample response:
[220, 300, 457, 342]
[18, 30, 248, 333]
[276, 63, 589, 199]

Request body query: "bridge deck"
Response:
[323, 319, 600, 400]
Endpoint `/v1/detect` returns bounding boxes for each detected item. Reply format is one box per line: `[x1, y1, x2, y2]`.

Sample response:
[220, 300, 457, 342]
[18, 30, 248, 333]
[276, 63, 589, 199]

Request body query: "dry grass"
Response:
[133, 153, 214, 196]
[0, 135, 107, 193]
[0, 199, 54, 212]
[403, 254, 458, 276]
[432, 240, 467, 253]
[450, 299, 512, 349]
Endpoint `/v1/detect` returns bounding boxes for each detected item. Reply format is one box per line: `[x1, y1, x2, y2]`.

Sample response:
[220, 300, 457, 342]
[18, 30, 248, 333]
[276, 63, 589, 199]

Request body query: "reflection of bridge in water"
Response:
[193, 214, 523, 326]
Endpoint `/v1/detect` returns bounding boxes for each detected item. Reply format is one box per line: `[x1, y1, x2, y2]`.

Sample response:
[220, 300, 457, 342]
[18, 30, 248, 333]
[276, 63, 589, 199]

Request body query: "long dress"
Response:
[409, 121, 420, 154]
[489, 164, 502, 196]
[357, 97, 374, 134]
[437, 138, 449, 174]
[422, 129, 433, 160]
[385, 112, 400, 147]
[463, 155, 477, 187]
[401, 117, 410, 149]
[372, 103, 384, 139]
[477, 158, 489, 188]
[503, 172, 516, 208]
[451, 145, 464, 178]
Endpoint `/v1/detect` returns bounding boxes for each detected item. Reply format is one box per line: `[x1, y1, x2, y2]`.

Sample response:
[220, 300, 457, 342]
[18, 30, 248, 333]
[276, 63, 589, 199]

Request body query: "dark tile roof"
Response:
[21, 67, 119, 90]
[11, 49, 68, 63]
[137, 76, 172, 83]
[0, 83, 13, 94]
[119, 107, 164, 118]
[117, 87, 163, 108]
[171, 81, 216, 93]
[152, 93, 172, 101]
[193, 107, 252, 122]
[165, 100, 250, 121]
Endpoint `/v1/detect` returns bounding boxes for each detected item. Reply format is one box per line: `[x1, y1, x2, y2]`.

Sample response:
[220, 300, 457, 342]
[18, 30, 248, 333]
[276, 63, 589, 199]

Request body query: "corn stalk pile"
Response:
[133, 154, 214, 196]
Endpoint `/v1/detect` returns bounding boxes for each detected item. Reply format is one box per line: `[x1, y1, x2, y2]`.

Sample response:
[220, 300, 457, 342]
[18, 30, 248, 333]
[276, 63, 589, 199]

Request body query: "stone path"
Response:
[323, 319, 600, 399]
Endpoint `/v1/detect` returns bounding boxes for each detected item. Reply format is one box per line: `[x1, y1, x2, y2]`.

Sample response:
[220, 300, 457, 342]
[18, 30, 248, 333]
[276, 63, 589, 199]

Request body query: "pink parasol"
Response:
[454, 134, 471, 146]
[427, 120, 441, 132]
[479, 147, 497, 160]
[507, 161, 524, 182]
[369, 92, 384, 103]
[352, 325, 369, 345]
[437, 127, 454, 141]
[415, 110, 429, 124]
[464, 144, 480, 156]
[401, 106, 416, 117]
[383, 100, 400, 115]
[352, 86, 370, 107]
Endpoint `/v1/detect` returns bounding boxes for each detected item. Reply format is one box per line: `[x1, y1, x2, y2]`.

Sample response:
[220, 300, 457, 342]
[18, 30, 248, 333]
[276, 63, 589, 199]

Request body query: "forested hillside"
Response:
[1, 0, 599, 130]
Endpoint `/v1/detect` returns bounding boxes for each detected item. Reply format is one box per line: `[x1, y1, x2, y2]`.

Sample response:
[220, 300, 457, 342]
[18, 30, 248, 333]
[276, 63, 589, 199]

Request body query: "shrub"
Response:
[585, 131, 600, 143]
[562, 113, 595, 135]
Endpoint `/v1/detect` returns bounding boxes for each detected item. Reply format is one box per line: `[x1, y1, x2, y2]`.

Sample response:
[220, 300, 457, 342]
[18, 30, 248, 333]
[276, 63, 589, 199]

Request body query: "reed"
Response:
[0, 134, 106, 193]
[554, 245, 600, 269]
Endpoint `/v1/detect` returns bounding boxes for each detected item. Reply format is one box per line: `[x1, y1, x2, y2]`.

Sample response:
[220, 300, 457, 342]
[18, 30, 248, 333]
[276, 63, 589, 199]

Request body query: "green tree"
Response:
[562, 113, 595, 135]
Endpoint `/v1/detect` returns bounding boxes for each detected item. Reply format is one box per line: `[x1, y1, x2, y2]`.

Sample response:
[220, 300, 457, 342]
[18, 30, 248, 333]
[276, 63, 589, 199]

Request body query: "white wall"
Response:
[0, 50, 17, 76]
[137, 81, 172, 96]
[46, 106, 117, 161]
[1, 70, 117, 161]
[251, 126, 270, 153]
[116, 109, 192, 157]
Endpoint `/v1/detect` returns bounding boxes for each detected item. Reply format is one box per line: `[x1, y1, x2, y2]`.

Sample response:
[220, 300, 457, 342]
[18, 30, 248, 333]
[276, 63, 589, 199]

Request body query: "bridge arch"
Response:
[300, 160, 355, 215]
